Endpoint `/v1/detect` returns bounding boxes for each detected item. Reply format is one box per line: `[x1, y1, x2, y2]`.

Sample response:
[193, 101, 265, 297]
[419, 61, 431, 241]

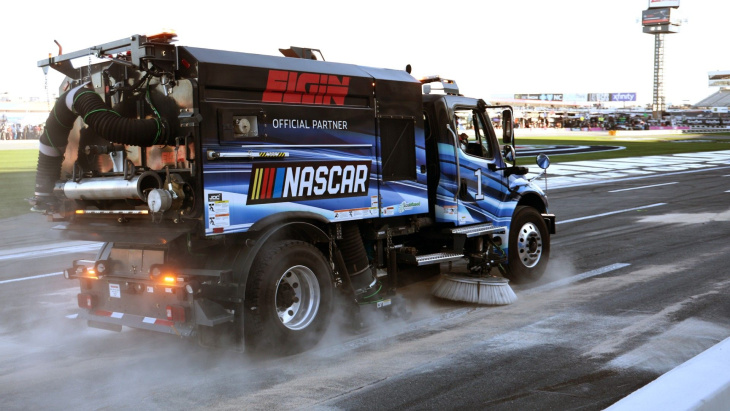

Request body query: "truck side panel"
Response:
[184, 48, 429, 233]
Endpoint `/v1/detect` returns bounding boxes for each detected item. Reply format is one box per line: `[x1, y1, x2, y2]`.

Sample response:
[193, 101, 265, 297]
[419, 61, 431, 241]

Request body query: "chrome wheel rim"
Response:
[275, 265, 320, 330]
[517, 222, 543, 268]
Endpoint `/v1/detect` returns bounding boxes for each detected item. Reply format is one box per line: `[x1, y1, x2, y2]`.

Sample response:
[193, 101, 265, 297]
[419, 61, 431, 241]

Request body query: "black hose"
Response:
[72, 88, 169, 147]
[338, 223, 373, 290]
[31, 84, 173, 211]
[32, 90, 77, 210]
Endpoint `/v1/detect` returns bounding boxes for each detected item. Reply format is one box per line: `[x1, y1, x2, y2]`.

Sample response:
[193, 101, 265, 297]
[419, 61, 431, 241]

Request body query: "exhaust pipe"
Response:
[55, 171, 162, 201]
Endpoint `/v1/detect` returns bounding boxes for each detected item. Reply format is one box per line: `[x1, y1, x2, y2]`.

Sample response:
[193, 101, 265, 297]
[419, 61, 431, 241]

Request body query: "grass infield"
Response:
[512, 132, 730, 164]
[0, 149, 39, 219]
[2, 133, 730, 219]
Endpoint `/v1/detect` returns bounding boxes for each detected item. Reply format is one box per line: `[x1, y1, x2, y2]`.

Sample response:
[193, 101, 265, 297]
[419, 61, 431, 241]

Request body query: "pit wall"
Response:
[607, 336, 730, 411]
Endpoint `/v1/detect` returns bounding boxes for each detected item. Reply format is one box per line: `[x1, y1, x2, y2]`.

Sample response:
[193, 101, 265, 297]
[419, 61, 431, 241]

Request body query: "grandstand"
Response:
[695, 90, 730, 109]
[695, 71, 730, 109]
[0, 95, 49, 125]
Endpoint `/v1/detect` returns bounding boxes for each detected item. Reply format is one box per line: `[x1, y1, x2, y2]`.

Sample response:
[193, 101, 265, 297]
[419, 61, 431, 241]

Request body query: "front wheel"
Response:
[244, 240, 333, 355]
[505, 206, 550, 283]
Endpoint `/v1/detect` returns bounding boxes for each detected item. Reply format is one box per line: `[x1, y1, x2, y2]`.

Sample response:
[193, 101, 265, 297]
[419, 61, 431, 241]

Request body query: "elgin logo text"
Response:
[262, 70, 350, 105]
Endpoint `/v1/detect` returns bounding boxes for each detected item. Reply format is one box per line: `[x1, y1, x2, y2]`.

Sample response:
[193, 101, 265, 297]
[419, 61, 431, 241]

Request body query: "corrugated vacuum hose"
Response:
[30, 84, 171, 212]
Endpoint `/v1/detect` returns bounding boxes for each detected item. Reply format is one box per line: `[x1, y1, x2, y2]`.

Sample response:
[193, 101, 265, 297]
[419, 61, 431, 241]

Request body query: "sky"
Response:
[0, 0, 726, 107]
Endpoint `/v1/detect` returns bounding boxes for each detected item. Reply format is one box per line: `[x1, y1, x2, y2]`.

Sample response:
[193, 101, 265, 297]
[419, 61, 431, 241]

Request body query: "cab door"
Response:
[452, 106, 509, 226]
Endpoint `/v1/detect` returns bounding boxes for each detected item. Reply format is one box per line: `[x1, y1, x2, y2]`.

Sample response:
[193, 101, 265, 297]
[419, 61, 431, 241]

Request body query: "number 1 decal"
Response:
[474, 169, 484, 200]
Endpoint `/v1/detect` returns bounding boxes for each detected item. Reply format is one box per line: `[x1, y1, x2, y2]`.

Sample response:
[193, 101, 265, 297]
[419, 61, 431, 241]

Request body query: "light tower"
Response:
[642, 0, 681, 119]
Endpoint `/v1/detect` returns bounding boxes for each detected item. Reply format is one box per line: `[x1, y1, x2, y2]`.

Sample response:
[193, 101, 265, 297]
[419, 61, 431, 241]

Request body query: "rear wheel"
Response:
[244, 240, 333, 355]
[505, 206, 550, 283]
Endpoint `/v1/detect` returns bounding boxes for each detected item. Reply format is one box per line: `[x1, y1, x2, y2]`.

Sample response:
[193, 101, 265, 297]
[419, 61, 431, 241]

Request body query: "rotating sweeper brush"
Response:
[431, 274, 517, 306]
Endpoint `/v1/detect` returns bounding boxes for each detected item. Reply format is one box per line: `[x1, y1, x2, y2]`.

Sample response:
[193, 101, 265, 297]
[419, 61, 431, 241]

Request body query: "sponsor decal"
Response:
[263, 69, 351, 105]
[444, 205, 457, 215]
[271, 119, 348, 130]
[258, 152, 288, 158]
[610, 93, 637, 102]
[247, 161, 371, 204]
[401, 201, 421, 211]
[208, 199, 230, 228]
[109, 283, 121, 298]
[334, 207, 377, 220]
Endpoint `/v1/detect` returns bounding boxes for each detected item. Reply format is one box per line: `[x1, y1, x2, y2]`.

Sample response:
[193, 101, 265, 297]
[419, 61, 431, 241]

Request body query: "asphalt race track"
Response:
[2, 150, 730, 410]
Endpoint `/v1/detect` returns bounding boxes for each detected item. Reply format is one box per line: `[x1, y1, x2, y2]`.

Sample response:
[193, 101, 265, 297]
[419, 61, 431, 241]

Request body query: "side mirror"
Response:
[502, 109, 513, 145]
[536, 153, 550, 170]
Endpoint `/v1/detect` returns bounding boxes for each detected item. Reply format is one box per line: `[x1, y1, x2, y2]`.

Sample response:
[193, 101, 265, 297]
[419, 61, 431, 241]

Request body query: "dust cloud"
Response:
[0, 253, 594, 409]
[515, 253, 579, 293]
[0, 279, 260, 410]
[312, 276, 448, 356]
[0, 268, 456, 409]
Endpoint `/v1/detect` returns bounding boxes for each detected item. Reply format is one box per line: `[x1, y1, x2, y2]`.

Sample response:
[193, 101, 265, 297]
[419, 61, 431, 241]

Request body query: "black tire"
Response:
[244, 240, 333, 355]
[505, 206, 550, 284]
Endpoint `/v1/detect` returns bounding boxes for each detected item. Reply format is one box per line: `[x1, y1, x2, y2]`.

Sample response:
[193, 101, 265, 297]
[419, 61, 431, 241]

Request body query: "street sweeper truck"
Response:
[32, 32, 555, 354]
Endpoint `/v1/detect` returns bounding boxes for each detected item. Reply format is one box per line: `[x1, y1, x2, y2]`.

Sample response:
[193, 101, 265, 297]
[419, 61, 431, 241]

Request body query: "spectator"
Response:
[454, 115, 469, 151]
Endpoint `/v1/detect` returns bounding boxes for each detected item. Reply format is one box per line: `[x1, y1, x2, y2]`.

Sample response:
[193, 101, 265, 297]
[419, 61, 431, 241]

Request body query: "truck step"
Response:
[450, 223, 505, 238]
[397, 251, 464, 266]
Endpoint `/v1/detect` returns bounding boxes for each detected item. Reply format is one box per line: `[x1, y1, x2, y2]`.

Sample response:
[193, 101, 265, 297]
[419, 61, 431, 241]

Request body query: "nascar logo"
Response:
[247, 161, 371, 204]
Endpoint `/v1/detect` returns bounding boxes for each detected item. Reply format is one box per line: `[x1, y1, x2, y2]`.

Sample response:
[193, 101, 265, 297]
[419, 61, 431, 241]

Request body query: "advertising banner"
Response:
[563, 93, 588, 102]
[513, 93, 637, 103]
[642, 8, 672, 25]
[610, 93, 637, 102]
[514, 93, 564, 101]
[588, 93, 609, 102]
[648, 0, 679, 8]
